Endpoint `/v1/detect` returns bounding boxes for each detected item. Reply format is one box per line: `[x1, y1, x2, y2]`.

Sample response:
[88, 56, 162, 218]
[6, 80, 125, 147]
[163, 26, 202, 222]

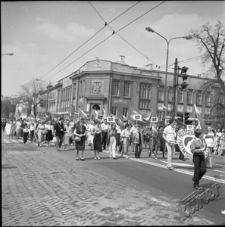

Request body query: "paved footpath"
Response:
[2, 142, 214, 226]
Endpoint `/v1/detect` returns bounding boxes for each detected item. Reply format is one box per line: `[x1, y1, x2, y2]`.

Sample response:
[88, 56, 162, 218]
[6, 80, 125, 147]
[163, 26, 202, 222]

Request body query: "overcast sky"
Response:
[2, 1, 225, 96]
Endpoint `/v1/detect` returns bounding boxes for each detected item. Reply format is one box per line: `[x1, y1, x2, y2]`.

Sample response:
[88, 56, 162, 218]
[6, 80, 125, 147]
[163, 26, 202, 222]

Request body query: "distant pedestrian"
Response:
[204, 127, 214, 169]
[190, 129, 207, 189]
[54, 117, 66, 151]
[108, 123, 117, 159]
[120, 124, 131, 159]
[93, 120, 102, 160]
[23, 125, 29, 144]
[74, 118, 86, 160]
[163, 119, 177, 170]
[45, 121, 53, 147]
[64, 120, 73, 150]
[133, 124, 143, 159]
[37, 120, 46, 147]
[29, 122, 35, 142]
[101, 118, 109, 150]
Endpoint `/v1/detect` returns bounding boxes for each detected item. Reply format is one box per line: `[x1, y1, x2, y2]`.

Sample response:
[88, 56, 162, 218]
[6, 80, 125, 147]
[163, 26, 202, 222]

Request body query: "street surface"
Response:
[2, 132, 225, 226]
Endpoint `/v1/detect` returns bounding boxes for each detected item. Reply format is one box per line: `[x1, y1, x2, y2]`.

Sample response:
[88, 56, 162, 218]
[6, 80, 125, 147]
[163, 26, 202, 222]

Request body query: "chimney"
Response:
[119, 55, 125, 64]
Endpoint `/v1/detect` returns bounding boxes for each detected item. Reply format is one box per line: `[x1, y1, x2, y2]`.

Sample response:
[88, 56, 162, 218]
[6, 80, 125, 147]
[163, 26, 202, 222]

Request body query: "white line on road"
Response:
[10, 140, 18, 143]
[214, 170, 225, 174]
[3, 139, 11, 143]
[214, 164, 225, 167]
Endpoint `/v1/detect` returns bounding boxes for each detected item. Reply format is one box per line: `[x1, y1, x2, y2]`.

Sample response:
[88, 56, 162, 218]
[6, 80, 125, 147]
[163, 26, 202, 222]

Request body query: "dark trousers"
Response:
[30, 130, 34, 141]
[102, 131, 108, 149]
[135, 143, 142, 158]
[119, 140, 123, 153]
[23, 132, 29, 144]
[193, 155, 206, 185]
[56, 133, 64, 149]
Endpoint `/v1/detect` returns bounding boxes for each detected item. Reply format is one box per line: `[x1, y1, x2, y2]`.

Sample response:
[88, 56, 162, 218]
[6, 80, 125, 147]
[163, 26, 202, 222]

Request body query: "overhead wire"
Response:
[88, 1, 157, 65]
[45, 1, 165, 81]
[38, 1, 141, 81]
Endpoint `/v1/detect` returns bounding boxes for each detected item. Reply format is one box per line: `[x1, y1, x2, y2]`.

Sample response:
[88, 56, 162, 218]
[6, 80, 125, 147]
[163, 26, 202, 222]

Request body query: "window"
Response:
[139, 100, 151, 110]
[204, 114, 210, 119]
[122, 108, 128, 117]
[218, 93, 224, 104]
[112, 80, 119, 96]
[168, 87, 174, 102]
[140, 84, 151, 99]
[158, 111, 163, 121]
[178, 90, 183, 103]
[205, 93, 211, 107]
[187, 90, 193, 105]
[111, 107, 117, 116]
[158, 86, 164, 102]
[123, 81, 130, 97]
[57, 90, 60, 103]
[196, 92, 202, 105]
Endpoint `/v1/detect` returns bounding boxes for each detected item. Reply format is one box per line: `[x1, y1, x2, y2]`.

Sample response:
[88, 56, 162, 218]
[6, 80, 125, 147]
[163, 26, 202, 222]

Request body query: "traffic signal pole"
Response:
[174, 58, 178, 118]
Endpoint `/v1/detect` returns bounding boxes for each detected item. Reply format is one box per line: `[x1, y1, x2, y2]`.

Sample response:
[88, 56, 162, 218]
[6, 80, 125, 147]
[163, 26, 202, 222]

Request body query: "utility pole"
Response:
[174, 58, 178, 118]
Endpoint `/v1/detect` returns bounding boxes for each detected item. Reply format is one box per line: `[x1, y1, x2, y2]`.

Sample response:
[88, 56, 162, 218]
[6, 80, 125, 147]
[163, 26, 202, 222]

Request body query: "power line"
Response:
[88, 1, 157, 65]
[44, 1, 165, 81]
[39, 1, 141, 81]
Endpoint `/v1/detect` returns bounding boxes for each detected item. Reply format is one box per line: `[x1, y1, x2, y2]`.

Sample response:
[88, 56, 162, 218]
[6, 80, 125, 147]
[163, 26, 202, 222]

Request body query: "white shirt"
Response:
[163, 125, 176, 143]
[204, 132, 214, 147]
[116, 125, 122, 134]
[130, 126, 137, 134]
[121, 129, 131, 144]
[101, 123, 109, 131]
[45, 124, 51, 130]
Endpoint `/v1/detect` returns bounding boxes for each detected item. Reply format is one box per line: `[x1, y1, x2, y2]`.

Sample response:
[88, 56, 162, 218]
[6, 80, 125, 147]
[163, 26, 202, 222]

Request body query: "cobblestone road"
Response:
[2, 143, 214, 226]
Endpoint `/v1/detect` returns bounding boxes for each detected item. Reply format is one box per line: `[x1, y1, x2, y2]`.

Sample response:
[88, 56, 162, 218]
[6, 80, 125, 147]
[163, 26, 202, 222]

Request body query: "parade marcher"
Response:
[133, 124, 143, 159]
[120, 123, 131, 159]
[29, 122, 35, 143]
[45, 121, 53, 146]
[5, 120, 13, 139]
[54, 117, 66, 151]
[218, 129, 225, 156]
[16, 119, 22, 139]
[144, 127, 151, 150]
[37, 120, 47, 147]
[64, 120, 73, 150]
[73, 118, 86, 160]
[2, 119, 7, 132]
[214, 129, 222, 155]
[23, 124, 29, 144]
[158, 125, 166, 158]
[116, 123, 122, 152]
[108, 123, 117, 159]
[93, 120, 102, 159]
[163, 119, 177, 170]
[130, 124, 137, 152]
[101, 118, 109, 150]
[190, 129, 207, 189]
[86, 121, 94, 150]
[149, 124, 159, 159]
[204, 127, 214, 169]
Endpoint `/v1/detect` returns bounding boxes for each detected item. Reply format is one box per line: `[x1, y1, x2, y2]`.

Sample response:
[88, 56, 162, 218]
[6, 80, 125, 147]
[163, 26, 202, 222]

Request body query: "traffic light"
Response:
[184, 112, 193, 125]
[180, 66, 189, 90]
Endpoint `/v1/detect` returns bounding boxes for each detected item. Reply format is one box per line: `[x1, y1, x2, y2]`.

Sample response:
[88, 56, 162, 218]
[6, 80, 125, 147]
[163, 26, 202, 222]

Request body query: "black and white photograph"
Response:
[2, 1, 225, 226]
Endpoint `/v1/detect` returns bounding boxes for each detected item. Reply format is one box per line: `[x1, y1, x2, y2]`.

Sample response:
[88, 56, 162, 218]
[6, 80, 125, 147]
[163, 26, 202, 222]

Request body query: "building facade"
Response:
[39, 58, 224, 125]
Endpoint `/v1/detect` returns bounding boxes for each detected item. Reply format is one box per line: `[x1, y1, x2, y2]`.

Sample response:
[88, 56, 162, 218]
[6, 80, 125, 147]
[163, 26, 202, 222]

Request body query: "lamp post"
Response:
[1, 53, 14, 56]
[145, 27, 192, 124]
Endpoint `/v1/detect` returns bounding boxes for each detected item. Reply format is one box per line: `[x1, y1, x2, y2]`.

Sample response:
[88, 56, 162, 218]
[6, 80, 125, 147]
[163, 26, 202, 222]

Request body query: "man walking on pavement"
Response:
[133, 124, 143, 158]
[54, 117, 66, 151]
[101, 118, 109, 150]
[163, 119, 177, 170]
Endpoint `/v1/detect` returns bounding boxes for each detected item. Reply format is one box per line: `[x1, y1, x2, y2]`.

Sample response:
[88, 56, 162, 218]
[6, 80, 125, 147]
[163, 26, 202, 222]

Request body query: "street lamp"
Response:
[1, 53, 14, 56]
[145, 27, 192, 124]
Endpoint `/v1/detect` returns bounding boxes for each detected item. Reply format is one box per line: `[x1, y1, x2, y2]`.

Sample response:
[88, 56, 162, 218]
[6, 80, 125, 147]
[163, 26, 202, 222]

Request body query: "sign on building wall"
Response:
[187, 106, 193, 113]
[178, 105, 183, 112]
[114, 99, 127, 105]
[91, 80, 104, 95]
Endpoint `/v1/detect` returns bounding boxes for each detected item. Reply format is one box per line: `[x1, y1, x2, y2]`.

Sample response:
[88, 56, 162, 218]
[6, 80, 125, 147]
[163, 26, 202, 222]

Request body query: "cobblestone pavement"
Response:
[2, 143, 214, 226]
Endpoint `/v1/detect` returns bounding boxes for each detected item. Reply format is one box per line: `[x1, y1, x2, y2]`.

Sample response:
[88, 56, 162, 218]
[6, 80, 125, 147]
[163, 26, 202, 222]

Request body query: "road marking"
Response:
[214, 170, 225, 174]
[3, 139, 11, 143]
[214, 164, 225, 167]
[10, 139, 19, 143]
[160, 160, 193, 167]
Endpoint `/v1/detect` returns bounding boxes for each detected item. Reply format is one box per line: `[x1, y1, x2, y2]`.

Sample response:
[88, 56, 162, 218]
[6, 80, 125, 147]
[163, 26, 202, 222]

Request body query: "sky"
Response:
[2, 1, 225, 96]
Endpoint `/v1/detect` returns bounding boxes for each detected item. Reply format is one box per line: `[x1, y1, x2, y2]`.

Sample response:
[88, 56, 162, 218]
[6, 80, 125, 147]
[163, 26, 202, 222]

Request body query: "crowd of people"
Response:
[2, 117, 225, 164]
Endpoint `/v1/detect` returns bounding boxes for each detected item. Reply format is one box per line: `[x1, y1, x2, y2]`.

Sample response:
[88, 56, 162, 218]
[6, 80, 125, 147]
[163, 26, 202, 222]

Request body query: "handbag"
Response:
[75, 136, 81, 142]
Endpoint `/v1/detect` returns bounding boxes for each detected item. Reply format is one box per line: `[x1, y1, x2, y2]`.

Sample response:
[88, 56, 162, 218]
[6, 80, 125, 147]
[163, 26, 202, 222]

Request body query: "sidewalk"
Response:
[2, 142, 214, 226]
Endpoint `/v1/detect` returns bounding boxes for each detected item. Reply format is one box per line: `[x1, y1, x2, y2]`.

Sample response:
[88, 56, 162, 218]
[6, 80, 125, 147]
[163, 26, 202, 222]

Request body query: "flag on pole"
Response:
[142, 112, 151, 121]
[79, 108, 87, 118]
[102, 108, 106, 118]
[194, 104, 208, 134]
[118, 118, 122, 124]
[122, 115, 127, 121]
[162, 105, 167, 110]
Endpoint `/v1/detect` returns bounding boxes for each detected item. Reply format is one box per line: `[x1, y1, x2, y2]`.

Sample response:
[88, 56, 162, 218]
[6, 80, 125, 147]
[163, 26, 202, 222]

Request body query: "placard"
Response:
[151, 117, 158, 122]
[134, 114, 142, 121]
[97, 115, 103, 120]
[186, 125, 194, 130]
[165, 119, 170, 125]
[107, 117, 114, 123]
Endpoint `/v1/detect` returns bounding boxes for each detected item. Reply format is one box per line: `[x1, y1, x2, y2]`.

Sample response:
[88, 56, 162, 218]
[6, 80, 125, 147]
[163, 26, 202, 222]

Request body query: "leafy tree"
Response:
[189, 21, 225, 93]
[17, 78, 45, 119]
[1, 97, 16, 118]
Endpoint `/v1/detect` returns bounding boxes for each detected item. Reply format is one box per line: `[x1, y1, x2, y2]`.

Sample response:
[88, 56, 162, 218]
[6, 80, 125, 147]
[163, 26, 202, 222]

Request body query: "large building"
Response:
[38, 57, 225, 125]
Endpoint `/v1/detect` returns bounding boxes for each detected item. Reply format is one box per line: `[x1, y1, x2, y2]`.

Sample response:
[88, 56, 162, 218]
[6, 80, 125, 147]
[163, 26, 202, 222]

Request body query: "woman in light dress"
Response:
[37, 120, 46, 147]
[92, 120, 102, 160]
[5, 120, 16, 139]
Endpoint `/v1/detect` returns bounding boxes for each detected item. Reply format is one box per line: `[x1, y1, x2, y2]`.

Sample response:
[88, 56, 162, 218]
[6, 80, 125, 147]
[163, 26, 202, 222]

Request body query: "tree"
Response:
[1, 97, 16, 119]
[17, 78, 45, 119]
[189, 21, 225, 93]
